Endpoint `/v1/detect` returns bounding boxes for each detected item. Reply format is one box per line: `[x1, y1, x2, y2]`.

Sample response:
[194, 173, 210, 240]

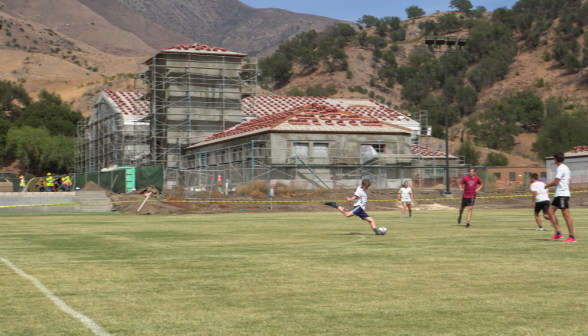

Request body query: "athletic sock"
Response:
[556, 231, 561, 235]
[373, 228, 380, 235]
[570, 235, 575, 238]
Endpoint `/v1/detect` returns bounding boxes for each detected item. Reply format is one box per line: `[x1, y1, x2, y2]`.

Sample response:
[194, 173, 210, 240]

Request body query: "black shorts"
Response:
[534, 200, 550, 215]
[461, 197, 476, 207]
[552, 197, 570, 210]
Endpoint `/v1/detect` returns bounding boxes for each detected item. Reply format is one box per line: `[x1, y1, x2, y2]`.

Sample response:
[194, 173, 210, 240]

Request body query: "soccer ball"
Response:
[379, 227, 387, 235]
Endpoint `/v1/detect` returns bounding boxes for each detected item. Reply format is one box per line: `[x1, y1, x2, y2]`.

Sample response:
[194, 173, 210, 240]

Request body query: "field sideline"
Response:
[1, 209, 587, 335]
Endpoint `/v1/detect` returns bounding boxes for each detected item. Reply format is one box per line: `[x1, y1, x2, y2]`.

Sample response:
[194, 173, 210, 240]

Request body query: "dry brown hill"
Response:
[1, 0, 348, 57]
[0, 0, 156, 56]
[104, 0, 348, 56]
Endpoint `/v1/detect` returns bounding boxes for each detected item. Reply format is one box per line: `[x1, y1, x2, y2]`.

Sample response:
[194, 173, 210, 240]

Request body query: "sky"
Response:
[239, 0, 519, 21]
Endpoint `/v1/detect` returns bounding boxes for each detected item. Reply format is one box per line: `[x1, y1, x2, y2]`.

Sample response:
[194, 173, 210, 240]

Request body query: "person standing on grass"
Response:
[398, 181, 413, 219]
[545, 152, 575, 242]
[325, 179, 382, 235]
[458, 168, 483, 228]
[529, 173, 555, 231]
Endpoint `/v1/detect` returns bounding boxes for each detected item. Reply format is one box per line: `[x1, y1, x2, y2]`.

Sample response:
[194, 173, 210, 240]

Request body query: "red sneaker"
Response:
[549, 234, 564, 241]
[562, 237, 576, 242]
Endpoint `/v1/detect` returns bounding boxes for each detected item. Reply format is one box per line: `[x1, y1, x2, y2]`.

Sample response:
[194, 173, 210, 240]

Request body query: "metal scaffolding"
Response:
[75, 91, 151, 173]
[143, 51, 259, 177]
[76, 46, 268, 178]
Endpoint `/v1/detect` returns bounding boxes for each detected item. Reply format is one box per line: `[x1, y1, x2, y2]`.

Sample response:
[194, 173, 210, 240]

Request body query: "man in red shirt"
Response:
[458, 168, 483, 228]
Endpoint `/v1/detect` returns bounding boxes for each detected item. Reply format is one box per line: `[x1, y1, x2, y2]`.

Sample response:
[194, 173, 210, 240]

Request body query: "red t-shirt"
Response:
[461, 175, 481, 198]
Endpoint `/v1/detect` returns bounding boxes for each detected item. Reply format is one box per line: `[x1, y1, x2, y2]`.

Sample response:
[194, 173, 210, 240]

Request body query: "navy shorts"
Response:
[534, 200, 550, 215]
[461, 197, 476, 207]
[352, 206, 370, 220]
[552, 197, 570, 210]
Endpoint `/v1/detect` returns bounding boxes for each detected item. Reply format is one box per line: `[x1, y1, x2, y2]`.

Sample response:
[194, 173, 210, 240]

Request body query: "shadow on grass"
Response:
[347, 232, 363, 235]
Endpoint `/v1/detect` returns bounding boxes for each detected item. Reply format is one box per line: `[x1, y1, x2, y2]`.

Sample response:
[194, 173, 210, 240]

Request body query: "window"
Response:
[200, 153, 209, 166]
[218, 150, 227, 164]
[363, 144, 385, 153]
[253, 144, 266, 157]
[540, 172, 546, 179]
[313, 143, 329, 157]
[232, 148, 243, 161]
[493, 172, 501, 179]
[187, 155, 196, 168]
[509, 172, 516, 181]
[294, 143, 309, 157]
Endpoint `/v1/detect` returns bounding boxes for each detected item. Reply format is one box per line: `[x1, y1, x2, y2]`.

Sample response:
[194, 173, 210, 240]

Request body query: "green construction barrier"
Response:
[74, 171, 126, 193]
[136, 165, 164, 191]
[74, 173, 87, 189]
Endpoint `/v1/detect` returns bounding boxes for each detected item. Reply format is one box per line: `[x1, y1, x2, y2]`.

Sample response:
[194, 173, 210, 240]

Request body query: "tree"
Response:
[405, 6, 425, 19]
[484, 152, 509, 166]
[357, 15, 379, 28]
[532, 114, 588, 159]
[16, 90, 83, 137]
[455, 85, 478, 117]
[545, 96, 564, 120]
[4, 126, 51, 173]
[466, 102, 520, 150]
[504, 90, 544, 126]
[449, 0, 473, 13]
[456, 140, 481, 165]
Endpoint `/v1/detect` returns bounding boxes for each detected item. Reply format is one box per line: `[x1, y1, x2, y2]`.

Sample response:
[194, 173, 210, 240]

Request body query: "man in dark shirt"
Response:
[458, 168, 483, 228]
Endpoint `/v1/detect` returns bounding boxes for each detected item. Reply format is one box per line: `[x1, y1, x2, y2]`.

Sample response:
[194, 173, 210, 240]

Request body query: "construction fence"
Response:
[73, 165, 164, 193]
[162, 165, 588, 200]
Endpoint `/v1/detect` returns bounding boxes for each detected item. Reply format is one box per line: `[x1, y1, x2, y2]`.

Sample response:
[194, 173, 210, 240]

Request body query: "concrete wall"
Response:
[0, 192, 111, 214]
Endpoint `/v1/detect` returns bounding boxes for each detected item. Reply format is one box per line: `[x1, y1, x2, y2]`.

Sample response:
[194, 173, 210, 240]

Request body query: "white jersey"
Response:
[554, 164, 571, 197]
[398, 187, 412, 202]
[530, 181, 549, 203]
[353, 186, 368, 209]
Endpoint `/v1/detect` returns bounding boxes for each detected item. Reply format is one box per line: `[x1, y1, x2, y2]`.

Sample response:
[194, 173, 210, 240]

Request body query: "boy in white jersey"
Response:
[529, 173, 555, 231]
[325, 179, 381, 235]
[398, 181, 413, 219]
[545, 152, 575, 242]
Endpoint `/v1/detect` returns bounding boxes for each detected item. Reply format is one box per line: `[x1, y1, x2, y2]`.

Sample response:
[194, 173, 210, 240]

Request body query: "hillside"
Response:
[0, 0, 347, 57]
[270, 7, 588, 165]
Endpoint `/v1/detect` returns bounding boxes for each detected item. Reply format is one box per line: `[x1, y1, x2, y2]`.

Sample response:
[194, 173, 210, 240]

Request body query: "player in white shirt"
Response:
[325, 179, 381, 235]
[529, 173, 555, 231]
[398, 181, 413, 219]
[544, 152, 575, 242]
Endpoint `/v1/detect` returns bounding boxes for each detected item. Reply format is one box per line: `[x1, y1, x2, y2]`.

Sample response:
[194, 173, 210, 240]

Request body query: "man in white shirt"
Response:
[325, 179, 381, 235]
[545, 152, 575, 242]
[398, 181, 413, 219]
[529, 173, 555, 231]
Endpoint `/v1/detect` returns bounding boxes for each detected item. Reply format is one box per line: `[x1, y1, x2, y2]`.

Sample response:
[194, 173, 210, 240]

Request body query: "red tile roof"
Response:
[411, 144, 451, 158]
[102, 90, 150, 116]
[163, 43, 232, 53]
[570, 146, 588, 153]
[188, 103, 409, 149]
[242, 95, 414, 125]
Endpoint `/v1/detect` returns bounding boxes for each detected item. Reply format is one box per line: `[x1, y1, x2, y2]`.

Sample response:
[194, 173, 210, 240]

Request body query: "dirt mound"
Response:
[109, 193, 184, 215]
[81, 181, 112, 194]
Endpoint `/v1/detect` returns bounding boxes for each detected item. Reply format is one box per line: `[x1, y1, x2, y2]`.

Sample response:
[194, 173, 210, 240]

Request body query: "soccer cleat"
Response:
[562, 237, 576, 242]
[466, 222, 470, 228]
[536, 227, 543, 231]
[409, 215, 413, 218]
[400, 216, 404, 219]
[549, 234, 564, 241]
[458, 217, 461, 224]
[324, 202, 338, 209]
[373, 228, 380, 235]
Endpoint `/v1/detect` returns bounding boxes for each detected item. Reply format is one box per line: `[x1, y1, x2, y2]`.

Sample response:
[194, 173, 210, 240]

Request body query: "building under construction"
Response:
[76, 44, 260, 177]
[75, 90, 150, 173]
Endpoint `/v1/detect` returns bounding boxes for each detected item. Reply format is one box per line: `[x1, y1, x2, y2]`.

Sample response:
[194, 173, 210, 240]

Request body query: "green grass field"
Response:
[1, 209, 587, 335]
